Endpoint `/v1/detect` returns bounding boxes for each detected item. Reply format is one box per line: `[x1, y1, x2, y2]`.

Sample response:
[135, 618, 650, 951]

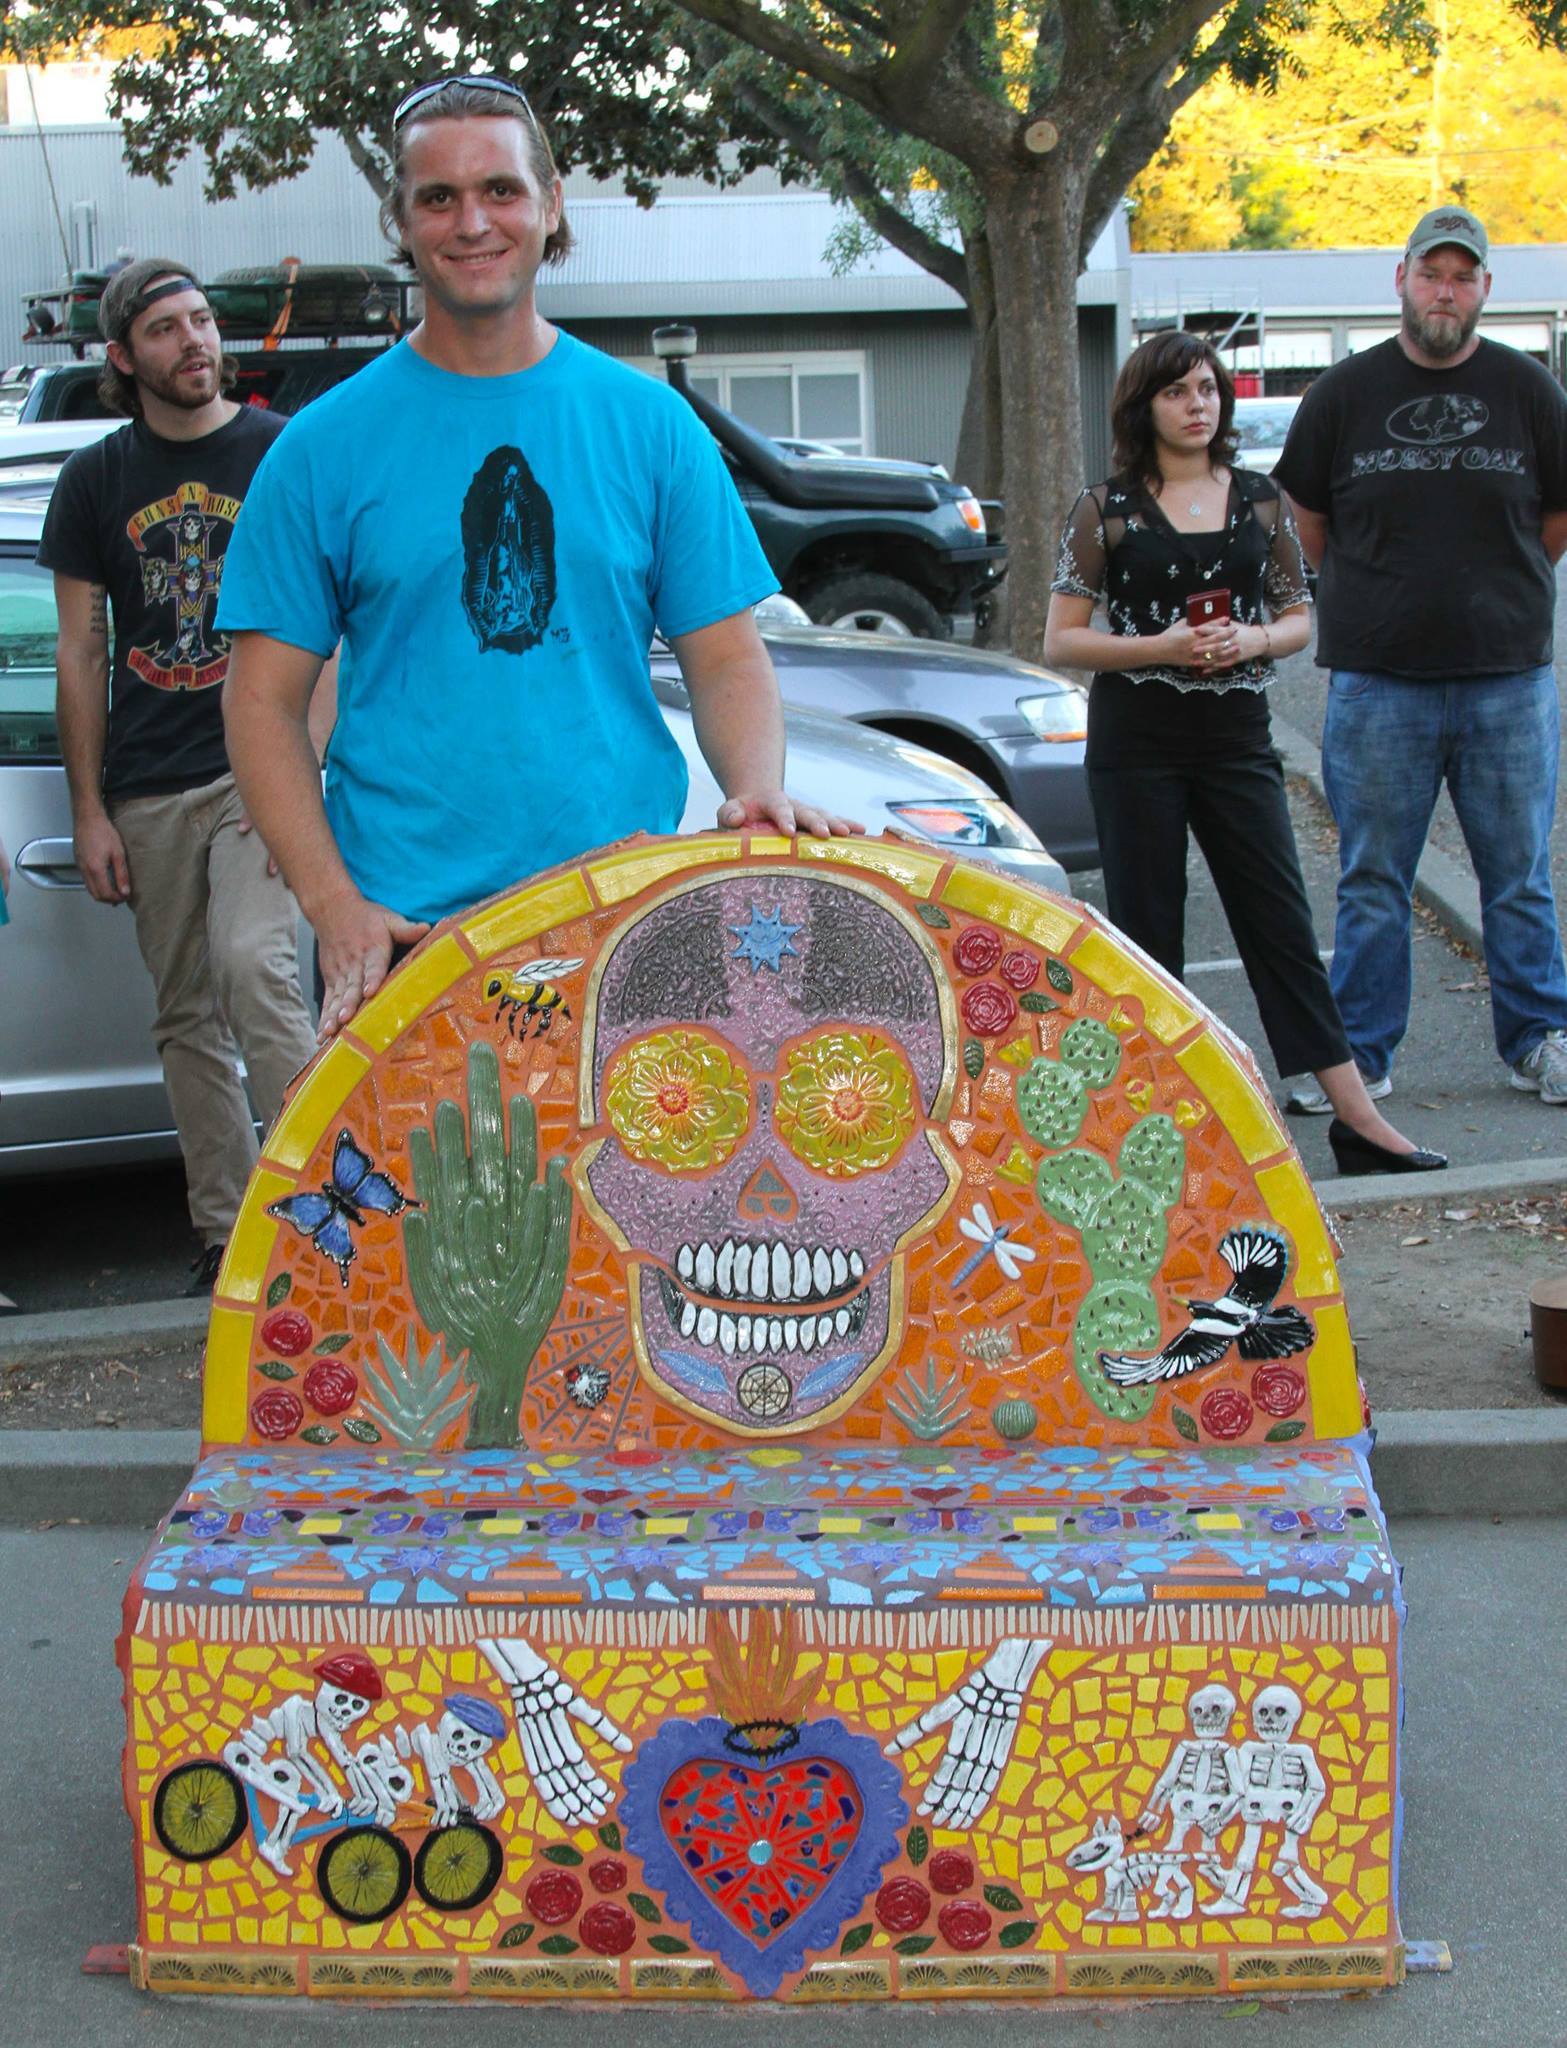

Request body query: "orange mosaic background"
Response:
[204, 837, 1361, 1460]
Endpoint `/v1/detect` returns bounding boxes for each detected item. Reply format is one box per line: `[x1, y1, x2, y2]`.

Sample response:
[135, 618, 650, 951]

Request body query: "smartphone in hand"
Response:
[1186, 588, 1232, 628]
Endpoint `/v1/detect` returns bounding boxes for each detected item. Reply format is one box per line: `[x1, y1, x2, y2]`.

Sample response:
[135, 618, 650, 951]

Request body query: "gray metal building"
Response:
[1, 124, 1131, 484]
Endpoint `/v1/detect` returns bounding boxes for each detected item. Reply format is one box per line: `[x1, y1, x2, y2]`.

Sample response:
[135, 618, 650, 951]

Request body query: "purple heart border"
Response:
[620, 1715, 909, 1997]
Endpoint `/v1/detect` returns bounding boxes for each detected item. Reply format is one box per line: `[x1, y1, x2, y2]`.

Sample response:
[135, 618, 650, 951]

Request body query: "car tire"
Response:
[803, 575, 949, 640]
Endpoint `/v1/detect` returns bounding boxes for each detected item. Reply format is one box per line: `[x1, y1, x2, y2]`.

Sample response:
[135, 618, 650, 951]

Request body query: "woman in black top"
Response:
[1044, 333, 1443, 1175]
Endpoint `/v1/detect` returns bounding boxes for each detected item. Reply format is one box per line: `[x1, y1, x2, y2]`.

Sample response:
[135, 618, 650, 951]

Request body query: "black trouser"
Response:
[1088, 746, 1351, 1078]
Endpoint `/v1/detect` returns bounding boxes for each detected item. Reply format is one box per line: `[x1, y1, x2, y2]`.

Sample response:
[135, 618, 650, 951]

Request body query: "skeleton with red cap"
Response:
[222, 1651, 385, 1876]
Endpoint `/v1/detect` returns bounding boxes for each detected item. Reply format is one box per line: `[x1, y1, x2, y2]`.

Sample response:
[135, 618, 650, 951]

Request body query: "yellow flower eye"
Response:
[604, 1028, 751, 1173]
[774, 1030, 918, 1177]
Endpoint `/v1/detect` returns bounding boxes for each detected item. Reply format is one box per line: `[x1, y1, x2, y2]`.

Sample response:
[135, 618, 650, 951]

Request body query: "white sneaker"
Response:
[1510, 1029, 1567, 1105]
[1285, 1072, 1392, 1116]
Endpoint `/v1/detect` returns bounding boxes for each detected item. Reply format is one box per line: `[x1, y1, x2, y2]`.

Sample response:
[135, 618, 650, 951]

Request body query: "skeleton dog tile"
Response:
[122, 835, 1404, 1999]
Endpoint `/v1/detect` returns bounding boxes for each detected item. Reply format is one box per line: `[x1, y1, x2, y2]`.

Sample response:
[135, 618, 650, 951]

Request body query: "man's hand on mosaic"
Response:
[885, 1638, 1049, 1829]
[479, 1638, 633, 1825]
[716, 790, 866, 838]
[314, 888, 431, 1039]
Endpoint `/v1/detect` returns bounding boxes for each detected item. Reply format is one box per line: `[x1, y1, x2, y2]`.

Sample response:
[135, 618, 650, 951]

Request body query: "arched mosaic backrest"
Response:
[208, 835, 1360, 1456]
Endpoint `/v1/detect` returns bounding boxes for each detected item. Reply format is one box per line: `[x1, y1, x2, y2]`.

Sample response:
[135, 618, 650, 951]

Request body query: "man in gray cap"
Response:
[1275, 206, 1567, 1115]
[37, 260, 319, 1290]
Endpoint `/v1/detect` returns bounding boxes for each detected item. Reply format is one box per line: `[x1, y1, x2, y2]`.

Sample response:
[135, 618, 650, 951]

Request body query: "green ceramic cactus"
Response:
[404, 1040, 573, 1448]
[1059, 1016, 1122, 1090]
[1020, 1034, 1186, 1422]
[1017, 1059, 1089, 1149]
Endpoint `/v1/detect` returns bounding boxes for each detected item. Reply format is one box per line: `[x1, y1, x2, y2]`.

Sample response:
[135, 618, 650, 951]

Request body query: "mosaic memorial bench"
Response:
[121, 834, 1404, 2003]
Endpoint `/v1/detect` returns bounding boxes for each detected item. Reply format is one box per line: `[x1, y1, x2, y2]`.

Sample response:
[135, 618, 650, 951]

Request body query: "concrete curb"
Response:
[0, 1296, 206, 1367]
[1271, 712, 1485, 955]
[1, 1413, 1562, 1528]
[1372, 1407, 1567, 1519]
[2, 1429, 196, 1527]
[1316, 1156, 1567, 1212]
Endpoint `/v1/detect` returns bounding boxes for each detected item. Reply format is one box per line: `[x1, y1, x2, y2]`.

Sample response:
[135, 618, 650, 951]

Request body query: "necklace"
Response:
[1188, 496, 1204, 517]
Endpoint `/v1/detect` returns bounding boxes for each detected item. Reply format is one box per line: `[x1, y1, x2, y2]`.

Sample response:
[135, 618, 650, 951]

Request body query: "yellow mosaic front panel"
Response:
[126, 1615, 1398, 1999]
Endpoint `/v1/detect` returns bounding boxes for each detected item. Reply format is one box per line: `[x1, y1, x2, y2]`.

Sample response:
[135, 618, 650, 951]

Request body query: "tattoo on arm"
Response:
[88, 586, 108, 639]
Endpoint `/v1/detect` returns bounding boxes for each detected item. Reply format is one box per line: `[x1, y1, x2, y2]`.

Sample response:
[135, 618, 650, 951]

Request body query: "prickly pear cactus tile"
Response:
[208, 837, 1358, 1458]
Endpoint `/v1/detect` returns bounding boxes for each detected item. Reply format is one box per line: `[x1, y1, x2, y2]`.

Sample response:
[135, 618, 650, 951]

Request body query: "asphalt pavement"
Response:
[2, 1516, 1561, 2045]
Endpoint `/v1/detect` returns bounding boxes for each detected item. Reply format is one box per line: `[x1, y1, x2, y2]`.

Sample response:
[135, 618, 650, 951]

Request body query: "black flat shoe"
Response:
[1327, 1118, 1448, 1176]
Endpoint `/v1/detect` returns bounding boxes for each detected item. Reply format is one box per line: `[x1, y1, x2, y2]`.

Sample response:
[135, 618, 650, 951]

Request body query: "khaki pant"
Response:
[110, 773, 318, 1244]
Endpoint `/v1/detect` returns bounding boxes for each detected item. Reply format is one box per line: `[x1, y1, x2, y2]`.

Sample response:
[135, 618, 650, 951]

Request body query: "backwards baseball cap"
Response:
[98, 258, 205, 346]
[1405, 205, 1488, 267]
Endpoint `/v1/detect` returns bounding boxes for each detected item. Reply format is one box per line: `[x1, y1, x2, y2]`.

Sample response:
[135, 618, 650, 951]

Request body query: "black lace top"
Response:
[1052, 467, 1311, 695]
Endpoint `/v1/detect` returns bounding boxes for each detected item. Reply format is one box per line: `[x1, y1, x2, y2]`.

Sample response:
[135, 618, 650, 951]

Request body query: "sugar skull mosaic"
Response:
[122, 834, 1404, 2002]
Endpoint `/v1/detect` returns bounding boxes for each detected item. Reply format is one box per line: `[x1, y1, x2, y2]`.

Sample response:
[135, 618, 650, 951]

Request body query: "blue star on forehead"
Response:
[730, 903, 802, 974]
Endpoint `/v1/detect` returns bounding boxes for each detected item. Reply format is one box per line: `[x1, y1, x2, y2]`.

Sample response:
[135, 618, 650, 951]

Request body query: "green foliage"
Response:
[0, 0, 755, 204]
[363, 1326, 471, 1452]
[404, 1041, 572, 1450]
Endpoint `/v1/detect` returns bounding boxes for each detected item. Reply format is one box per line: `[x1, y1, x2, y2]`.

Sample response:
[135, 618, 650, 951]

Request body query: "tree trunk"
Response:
[952, 232, 1003, 500]
[983, 166, 1089, 664]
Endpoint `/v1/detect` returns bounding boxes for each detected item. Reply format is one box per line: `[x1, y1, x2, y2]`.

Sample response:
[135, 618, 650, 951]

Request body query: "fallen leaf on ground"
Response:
[1401, 1234, 1430, 1247]
[1443, 1209, 1477, 1222]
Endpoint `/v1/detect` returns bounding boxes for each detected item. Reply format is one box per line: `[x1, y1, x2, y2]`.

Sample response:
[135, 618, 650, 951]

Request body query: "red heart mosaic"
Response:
[657, 1754, 864, 1947]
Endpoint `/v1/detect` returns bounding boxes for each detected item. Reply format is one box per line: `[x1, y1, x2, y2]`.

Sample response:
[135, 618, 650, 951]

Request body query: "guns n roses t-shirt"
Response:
[37, 406, 286, 797]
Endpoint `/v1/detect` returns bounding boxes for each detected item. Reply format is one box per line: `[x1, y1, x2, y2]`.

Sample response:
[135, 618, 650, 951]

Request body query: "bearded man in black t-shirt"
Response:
[1275, 206, 1567, 1115]
[36, 260, 319, 1291]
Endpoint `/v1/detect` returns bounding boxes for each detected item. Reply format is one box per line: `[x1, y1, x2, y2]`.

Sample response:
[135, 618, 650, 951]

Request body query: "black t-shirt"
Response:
[37, 406, 288, 798]
[1274, 336, 1567, 679]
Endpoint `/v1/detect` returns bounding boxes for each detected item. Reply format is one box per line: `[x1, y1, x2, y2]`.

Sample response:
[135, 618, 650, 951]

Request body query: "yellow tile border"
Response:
[261, 1041, 372, 1175]
[1254, 1159, 1341, 1299]
[460, 872, 596, 957]
[586, 837, 744, 905]
[1306, 1302, 1362, 1440]
[346, 935, 473, 1054]
[1068, 929, 1202, 1046]
[796, 835, 944, 894]
[203, 1307, 258, 1442]
[214, 1171, 296, 1305]
[1175, 1034, 1289, 1166]
[939, 865, 1083, 953]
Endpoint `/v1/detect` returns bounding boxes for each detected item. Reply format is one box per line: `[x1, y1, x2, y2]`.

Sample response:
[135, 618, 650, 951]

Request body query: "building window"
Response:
[684, 353, 870, 455]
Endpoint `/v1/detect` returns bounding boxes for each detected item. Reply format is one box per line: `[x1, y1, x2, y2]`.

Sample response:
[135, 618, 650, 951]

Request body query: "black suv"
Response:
[654, 329, 1005, 638]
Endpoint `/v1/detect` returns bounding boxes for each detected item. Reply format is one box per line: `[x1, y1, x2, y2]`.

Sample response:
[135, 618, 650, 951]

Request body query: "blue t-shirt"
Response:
[216, 333, 777, 921]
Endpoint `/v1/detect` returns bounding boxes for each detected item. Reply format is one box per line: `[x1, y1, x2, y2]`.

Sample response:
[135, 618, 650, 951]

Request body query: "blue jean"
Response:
[1320, 665, 1567, 1074]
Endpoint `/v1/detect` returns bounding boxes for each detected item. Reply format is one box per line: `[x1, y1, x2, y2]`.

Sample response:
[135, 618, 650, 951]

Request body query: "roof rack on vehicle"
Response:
[21, 260, 415, 356]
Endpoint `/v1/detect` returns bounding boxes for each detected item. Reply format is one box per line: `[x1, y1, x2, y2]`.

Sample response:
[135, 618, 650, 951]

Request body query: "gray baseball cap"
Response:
[1405, 205, 1488, 266]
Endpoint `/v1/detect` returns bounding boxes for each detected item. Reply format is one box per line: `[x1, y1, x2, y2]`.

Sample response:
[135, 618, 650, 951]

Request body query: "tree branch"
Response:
[668, 0, 881, 110]
[341, 123, 389, 201]
[1079, 54, 1211, 257]
[724, 71, 970, 296]
[879, 0, 978, 103]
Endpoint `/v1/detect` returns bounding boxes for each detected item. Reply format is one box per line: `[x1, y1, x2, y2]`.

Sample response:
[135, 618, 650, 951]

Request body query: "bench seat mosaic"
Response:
[121, 833, 1405, 2002]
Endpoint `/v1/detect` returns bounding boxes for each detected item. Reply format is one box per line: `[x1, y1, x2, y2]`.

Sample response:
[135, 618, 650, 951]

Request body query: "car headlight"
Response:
[955, 494, 986, 534]
[888, 797, 1035, 849]
[1016, 689, 1087, 742]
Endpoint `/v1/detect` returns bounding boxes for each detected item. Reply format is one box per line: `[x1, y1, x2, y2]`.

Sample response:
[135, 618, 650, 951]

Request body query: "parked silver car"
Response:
[0, 489, 1068, 1176]
[748, 604, 1096, 872]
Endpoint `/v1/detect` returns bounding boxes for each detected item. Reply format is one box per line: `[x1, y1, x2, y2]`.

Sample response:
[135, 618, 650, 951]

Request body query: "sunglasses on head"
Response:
[393, 74, 534, 130]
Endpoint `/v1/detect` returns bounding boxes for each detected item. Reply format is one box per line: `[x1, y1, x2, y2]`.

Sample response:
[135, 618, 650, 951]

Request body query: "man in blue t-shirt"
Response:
[220, 74, 858, 1038]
